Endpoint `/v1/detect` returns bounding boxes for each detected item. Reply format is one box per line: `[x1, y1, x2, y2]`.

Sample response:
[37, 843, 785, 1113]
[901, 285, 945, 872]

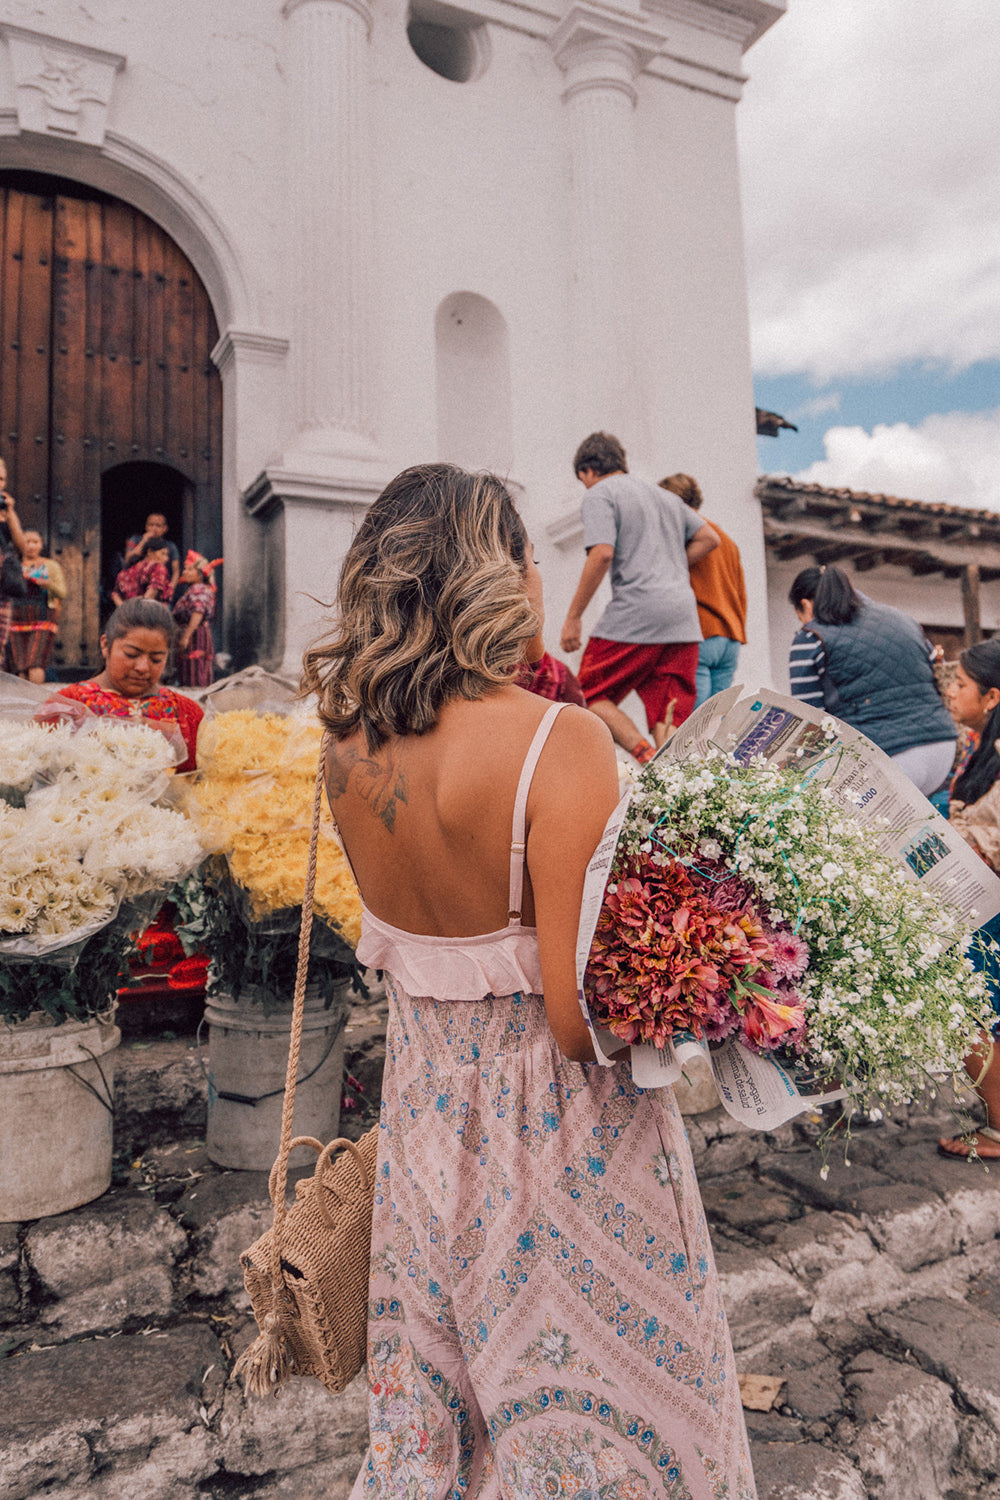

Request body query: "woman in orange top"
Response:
[660, 473, 747, 707]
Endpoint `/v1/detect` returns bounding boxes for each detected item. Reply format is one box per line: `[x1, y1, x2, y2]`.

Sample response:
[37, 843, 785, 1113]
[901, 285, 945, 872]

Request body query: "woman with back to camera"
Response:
[935, 638, 1000, 1160]
[302, 464, 756, 1500]
[788, 564, 955, 795]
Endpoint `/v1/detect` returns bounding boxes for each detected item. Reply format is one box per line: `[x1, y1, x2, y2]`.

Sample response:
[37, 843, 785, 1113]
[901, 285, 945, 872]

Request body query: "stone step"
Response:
[2, 1014, 999, 1498]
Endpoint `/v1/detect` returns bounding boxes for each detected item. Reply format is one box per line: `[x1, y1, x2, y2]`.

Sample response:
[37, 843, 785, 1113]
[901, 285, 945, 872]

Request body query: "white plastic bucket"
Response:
[205, 986, 347, 1170]
[0, 1012, 120, 1221]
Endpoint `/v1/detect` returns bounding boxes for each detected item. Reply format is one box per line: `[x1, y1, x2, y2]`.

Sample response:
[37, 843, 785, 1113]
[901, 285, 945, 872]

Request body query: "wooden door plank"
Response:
[51, 193, 93, 669]
[130, 210, 151, 461]
[146, 220, 167, 461]
[83, 196, 106, 608]
[99, 197, 134, 474]
[164, 236, 195, 474]
[15, 190, 54, 535]
[0, 187, 27, 495]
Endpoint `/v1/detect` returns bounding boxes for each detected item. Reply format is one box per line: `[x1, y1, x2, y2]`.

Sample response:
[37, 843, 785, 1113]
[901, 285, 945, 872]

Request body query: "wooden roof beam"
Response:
[762, 514, 1000, 575]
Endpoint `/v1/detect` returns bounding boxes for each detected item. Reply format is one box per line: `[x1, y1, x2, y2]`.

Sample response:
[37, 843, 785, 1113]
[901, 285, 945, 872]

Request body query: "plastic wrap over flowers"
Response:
[189, 706, 361, 949]
[0, 708, 207, 964]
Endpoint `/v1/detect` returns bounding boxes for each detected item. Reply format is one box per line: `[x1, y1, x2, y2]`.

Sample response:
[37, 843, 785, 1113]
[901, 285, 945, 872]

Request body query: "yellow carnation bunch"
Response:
[192, 709, 361, 947]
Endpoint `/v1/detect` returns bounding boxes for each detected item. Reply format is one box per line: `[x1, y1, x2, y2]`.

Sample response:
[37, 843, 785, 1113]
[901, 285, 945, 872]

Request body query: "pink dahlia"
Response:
[767, 928, 810, 981]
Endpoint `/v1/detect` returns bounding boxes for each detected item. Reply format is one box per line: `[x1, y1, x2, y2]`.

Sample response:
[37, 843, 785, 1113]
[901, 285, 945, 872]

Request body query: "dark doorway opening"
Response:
[101, 461, 189, 617]
[1, 171, 223, 672]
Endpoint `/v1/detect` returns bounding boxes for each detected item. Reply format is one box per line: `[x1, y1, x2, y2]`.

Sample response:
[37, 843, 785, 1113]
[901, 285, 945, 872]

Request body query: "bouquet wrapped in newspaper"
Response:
[173, 706, 362, 1009]
[0, 674, 206, 1023]
[577, 688, 1000, 1138]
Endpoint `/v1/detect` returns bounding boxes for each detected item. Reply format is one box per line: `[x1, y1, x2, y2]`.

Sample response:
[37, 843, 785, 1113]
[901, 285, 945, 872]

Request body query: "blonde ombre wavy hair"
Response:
[302, 463, 536, 749]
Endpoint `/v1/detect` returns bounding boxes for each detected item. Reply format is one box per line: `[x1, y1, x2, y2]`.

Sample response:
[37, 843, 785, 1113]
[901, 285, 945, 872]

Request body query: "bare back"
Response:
[327, 686, 572, 935]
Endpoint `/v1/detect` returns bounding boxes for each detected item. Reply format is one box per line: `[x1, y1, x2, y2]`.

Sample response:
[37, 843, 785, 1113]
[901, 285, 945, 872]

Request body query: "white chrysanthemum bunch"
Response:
[0, 718, 205, 949]
[0, 720, 76, 792]
[84, 803, 204, 896]
[621, 747, 994, 1112]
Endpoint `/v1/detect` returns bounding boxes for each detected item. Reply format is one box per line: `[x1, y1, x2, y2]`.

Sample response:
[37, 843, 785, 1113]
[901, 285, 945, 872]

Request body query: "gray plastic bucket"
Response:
[0, 1012, 119, 1221]
[205, 985, 347, 1170]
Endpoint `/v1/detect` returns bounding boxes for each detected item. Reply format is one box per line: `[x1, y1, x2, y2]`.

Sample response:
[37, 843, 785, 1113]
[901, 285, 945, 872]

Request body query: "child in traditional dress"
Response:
[172, 551, 220, 687]
[113, 539, 172, 606]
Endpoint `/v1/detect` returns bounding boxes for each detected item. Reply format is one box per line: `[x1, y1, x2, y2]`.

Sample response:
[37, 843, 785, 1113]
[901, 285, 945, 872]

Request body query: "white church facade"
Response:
[0, 0, 784, 683]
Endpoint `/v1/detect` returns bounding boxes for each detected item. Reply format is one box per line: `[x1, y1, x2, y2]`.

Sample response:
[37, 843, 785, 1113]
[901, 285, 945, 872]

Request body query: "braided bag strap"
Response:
[267, 730, 328, 1288]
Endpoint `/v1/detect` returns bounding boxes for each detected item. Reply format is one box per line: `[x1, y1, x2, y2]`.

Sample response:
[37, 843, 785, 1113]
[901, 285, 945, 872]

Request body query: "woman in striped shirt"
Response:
[788, 565, 955, 796]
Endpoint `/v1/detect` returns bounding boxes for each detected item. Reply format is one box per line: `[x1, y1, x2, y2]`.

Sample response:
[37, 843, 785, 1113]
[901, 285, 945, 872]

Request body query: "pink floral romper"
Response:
[346, 703, 756, 1500]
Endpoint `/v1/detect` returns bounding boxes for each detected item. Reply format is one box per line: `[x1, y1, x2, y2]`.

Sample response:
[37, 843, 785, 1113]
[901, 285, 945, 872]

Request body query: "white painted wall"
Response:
[0, 0, 785, 694]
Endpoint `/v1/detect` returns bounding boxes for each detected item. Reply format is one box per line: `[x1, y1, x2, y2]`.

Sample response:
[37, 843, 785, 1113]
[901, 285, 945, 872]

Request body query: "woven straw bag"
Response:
[234, 735, 377, 1397]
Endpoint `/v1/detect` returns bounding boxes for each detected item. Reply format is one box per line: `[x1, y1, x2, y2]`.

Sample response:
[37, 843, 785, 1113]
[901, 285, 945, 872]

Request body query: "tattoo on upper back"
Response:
[327, 742, 408, 833]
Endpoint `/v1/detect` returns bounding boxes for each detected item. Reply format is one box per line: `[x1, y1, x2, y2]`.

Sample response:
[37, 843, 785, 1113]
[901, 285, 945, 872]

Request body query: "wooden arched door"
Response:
[0, 171, 222, 673]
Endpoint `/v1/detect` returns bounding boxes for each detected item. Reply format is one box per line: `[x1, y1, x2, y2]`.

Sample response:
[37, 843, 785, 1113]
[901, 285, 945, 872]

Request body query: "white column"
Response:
[283, 0, 378, 459]
[212, 330, 291, 668]
[550, 7, 665, 440]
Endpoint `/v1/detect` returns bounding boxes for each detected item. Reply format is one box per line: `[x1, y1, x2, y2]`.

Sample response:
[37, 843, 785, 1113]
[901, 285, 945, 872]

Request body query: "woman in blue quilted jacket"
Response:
[788, 564, 955, 795]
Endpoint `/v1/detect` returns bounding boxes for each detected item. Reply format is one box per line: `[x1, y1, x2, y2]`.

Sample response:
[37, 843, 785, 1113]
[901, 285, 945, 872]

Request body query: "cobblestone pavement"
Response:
[2, 985, 999, 1499]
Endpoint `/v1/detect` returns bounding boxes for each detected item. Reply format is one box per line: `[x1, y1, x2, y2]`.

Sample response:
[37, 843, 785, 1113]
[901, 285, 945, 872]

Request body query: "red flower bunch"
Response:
[585, 856, 806, 1053]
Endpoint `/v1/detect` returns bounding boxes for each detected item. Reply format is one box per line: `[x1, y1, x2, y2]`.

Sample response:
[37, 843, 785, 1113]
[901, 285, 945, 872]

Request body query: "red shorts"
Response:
[577, 637, 699, 732]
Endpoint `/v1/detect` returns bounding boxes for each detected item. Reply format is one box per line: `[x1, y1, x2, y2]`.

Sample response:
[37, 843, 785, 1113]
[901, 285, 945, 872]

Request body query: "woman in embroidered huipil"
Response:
[6, 529, 66, 683]
[172, 551, 219, 688]
[301, 464, 756, 1500]
[54, 598, 203, 773]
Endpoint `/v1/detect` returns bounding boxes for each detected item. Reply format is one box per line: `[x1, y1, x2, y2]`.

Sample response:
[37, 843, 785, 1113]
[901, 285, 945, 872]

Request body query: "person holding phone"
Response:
[0, 456, 28, 663]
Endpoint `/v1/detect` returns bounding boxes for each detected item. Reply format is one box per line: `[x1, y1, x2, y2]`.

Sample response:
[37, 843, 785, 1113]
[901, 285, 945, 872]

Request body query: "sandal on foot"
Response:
[937, 1125, 1000, 1160]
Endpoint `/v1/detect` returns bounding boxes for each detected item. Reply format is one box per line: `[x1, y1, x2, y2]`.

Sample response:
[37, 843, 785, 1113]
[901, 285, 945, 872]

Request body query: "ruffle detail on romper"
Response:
[356, 908, 544, 1001]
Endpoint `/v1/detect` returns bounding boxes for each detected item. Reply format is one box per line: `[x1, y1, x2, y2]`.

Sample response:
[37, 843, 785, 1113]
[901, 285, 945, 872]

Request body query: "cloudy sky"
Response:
[737, 0, 1000, 509]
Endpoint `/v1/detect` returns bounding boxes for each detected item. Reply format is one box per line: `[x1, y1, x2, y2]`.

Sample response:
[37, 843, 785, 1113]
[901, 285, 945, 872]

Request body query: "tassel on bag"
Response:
[234, 734, 378, 1397]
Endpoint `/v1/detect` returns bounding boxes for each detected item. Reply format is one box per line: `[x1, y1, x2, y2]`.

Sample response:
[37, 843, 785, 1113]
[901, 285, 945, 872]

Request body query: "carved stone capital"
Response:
[549, 4, 667, 103]
[0, 24, 124, 147]
[243, 465, 385, 517]
[282, 0, 374, 38]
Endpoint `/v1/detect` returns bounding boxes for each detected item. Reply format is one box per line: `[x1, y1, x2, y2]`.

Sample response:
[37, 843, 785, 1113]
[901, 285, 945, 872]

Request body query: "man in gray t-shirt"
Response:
[560, 432, 718, 760]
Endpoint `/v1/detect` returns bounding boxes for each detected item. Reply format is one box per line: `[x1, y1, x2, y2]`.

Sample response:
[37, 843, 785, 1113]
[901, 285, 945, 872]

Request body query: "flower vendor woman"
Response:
[938, 638, 1000, 1161]
[55, 599, 204, 773]
[302, 463, 756, 1499]
[6, 529, 66, 684]
[172, 551, 220, 687]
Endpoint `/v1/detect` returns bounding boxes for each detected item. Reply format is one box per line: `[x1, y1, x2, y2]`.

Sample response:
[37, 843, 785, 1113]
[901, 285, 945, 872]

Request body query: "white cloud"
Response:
[792, 408, 1000, 511]
[738, 0, 1000, 382]
[795, 391, 841, 421]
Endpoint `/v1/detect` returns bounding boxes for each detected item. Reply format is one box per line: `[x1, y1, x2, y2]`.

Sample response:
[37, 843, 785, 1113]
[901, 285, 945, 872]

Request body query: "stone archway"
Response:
[0, 170, 222, 674]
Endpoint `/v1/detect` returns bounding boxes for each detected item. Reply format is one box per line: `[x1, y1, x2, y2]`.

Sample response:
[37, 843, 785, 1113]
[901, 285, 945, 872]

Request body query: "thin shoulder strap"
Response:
[508, 701, 566, 925]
